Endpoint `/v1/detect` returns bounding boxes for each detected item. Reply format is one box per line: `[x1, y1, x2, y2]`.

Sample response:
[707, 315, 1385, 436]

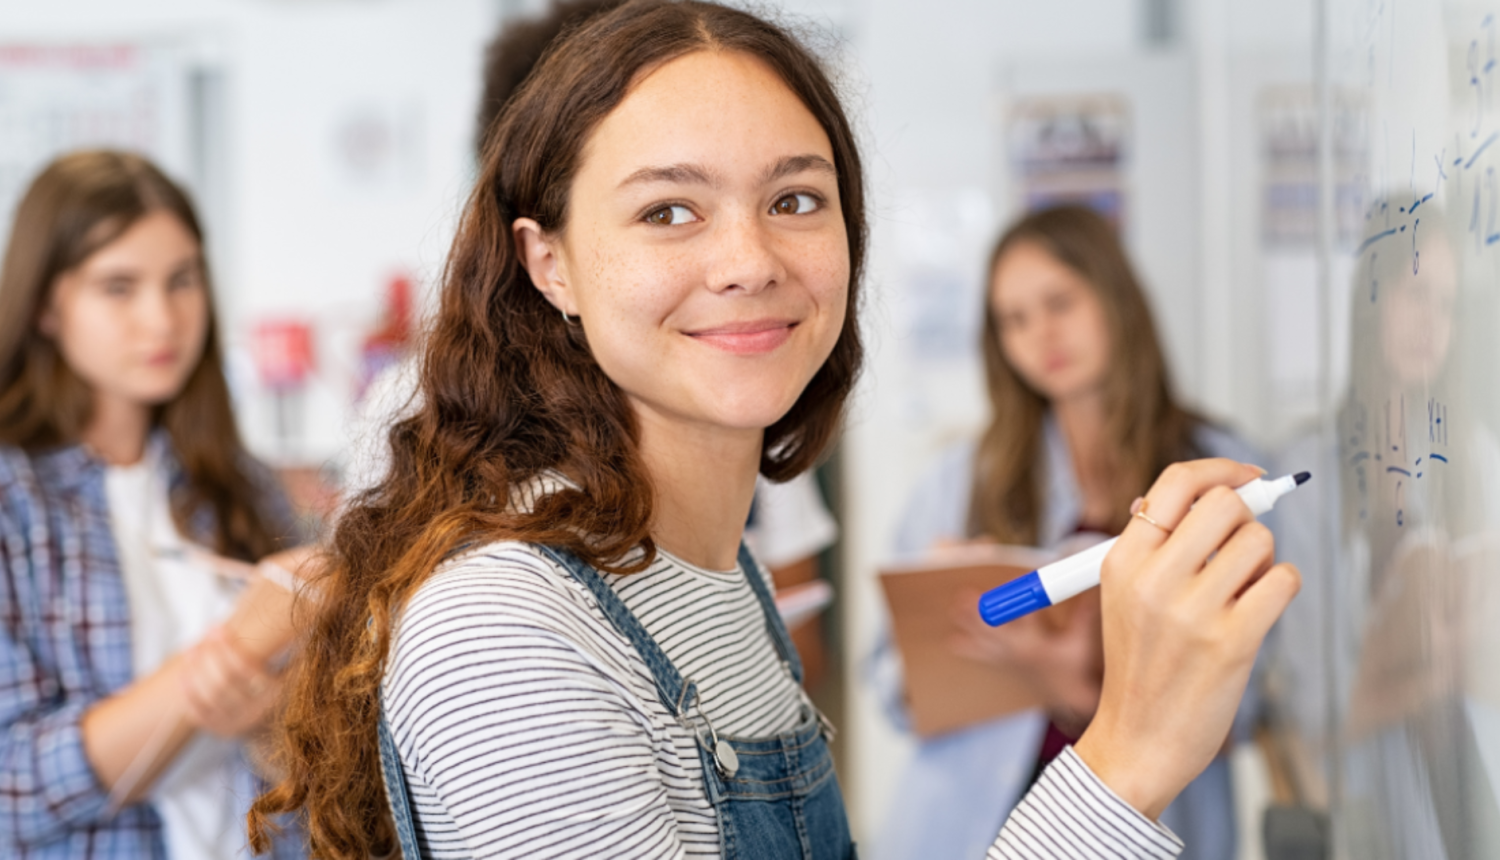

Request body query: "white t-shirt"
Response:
[104, 452, 245, 860]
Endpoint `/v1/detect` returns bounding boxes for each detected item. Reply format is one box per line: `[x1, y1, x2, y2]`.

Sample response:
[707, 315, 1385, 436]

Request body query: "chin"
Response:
[1035, 380, 1088, 405]
[127, 378, 194, 407]
[702, 391, 806, 432]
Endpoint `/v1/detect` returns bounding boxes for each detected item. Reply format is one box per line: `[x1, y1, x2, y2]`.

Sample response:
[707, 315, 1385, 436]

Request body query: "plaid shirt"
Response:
[0, 436, 306, 859]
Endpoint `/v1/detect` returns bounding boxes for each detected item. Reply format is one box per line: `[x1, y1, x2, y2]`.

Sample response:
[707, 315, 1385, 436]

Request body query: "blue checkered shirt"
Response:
[0, 437, 307, 859]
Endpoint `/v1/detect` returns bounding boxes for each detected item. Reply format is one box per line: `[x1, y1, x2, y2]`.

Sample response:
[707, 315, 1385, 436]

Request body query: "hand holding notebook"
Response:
[878, 537, 1107, 737]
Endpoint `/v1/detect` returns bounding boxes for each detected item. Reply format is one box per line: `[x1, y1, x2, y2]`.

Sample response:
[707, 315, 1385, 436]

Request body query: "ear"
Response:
[512, 218, 578, 318]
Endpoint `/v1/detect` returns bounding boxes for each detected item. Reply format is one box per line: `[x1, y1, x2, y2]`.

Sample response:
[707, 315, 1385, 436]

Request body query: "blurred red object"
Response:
[357, 272, 415, 400]
[364, 272, 413, 351]
[251, 319, 316, 390]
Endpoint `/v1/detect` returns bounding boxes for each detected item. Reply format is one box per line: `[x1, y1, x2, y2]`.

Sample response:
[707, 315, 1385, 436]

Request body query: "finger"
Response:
[1196, 521, 1277, 607]
[212, 628, 268, 685]
[180, 645, 225, 725]
[1230, 562, 1302, 646]
[1110, 459, 1264, 574]
[194, 633, 258, 713]
[1149, 485, 1257, 587]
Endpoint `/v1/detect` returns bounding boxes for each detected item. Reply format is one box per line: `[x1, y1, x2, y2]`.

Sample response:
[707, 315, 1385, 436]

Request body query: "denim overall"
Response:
[377, 543, 855, 860]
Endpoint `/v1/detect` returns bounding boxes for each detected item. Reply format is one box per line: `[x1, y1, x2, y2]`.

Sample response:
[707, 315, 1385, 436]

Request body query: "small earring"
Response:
[560, 306, 578, 325]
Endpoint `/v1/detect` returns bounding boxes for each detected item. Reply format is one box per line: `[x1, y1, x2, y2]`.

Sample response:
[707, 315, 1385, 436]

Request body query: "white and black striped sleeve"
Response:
[986, 747, 1184, 859]
[384, 564, 693, 860]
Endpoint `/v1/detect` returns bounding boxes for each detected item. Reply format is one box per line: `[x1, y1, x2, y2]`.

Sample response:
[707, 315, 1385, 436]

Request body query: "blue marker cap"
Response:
[977, 570, 1053, 627]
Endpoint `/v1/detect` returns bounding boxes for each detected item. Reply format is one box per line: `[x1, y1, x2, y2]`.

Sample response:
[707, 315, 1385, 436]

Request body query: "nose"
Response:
[136, 281, 179, 338]
[1035, 306, 1065, 346]
[706, 209, 786, 296]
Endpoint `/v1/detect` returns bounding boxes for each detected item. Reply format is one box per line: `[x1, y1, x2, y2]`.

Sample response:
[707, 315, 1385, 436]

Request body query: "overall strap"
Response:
[377, 711, 424, 860]
[534, 544, 700, 718]
[735, 543, 805, 685]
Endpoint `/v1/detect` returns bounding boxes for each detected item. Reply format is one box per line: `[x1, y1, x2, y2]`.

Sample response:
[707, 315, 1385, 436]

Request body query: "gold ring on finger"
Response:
[1129, 498, 1173, 535]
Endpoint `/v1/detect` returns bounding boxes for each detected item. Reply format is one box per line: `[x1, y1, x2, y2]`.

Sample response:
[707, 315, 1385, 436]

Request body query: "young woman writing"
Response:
[0, 151, 311, 859]
[874, 205, 1262, 860]
[251, 3, 1299, 858]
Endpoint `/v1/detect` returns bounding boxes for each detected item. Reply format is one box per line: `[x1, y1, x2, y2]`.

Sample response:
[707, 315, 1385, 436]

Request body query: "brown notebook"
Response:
[879, 545, 1061, 738]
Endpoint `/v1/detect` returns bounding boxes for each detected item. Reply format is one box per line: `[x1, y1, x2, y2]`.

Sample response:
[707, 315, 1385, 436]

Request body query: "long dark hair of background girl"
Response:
[249, 2, 867, 856]
[969, 205, 1204, 544]
[0, 150, 286, 560]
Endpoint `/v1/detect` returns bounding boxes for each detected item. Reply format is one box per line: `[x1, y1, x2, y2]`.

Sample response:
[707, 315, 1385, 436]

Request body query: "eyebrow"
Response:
[759, 154, 837, 185]
[617, 153, 837, 190]
[619, 163, 720, 189]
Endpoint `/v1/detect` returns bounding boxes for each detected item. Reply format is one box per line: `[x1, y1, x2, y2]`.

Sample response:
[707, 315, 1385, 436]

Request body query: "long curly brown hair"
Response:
[0, 150, 288, 560]
[968, 205, 1204, 544]
[249, 2, 866, 856]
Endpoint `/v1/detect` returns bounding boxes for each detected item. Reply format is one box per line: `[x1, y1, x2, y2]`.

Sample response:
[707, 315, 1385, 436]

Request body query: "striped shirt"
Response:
[384, 540, 1184, 859]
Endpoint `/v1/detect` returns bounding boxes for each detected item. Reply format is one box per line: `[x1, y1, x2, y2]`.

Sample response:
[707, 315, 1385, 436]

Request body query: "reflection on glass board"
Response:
[1337, 206, 1500, 859]
[1274, 1, 1500, 857]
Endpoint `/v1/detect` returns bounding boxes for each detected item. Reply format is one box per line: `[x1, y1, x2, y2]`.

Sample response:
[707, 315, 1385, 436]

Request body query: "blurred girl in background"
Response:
[0, 150, 308, 860]
[875, 204, 1261, 860]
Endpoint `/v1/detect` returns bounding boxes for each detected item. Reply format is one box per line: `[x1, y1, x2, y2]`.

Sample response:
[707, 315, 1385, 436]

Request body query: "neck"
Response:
[1053, 389, 1114, 516]
[1053, 389, 1107, 462]
[83, 394, 153, 466]
[633, 403, 762, 572]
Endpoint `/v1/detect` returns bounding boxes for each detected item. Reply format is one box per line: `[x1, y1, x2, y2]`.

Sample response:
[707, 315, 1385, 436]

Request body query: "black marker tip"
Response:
[1294, 471, 1312, 485]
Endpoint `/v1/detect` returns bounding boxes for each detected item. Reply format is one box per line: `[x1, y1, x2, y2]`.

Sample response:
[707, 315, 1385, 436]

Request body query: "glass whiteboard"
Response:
[1271, 1, 1500, 857]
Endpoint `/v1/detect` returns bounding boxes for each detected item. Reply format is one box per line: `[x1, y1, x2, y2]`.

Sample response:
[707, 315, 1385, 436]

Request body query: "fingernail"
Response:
[1129, 497, 1146, 516]
[1252, 464, 1268, 476]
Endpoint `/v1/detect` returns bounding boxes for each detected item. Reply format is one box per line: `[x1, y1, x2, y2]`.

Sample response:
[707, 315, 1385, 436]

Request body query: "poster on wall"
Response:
[1258, 85, 1367, 249]
[1257, 86, 1366, 424]
[1008, 94, 1130, 229]
[0, 44, 191, 241]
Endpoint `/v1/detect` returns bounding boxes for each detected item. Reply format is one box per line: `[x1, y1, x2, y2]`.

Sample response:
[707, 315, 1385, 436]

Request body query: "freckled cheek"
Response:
[788, 234, 850, 310]
[577, 243, 698, 334]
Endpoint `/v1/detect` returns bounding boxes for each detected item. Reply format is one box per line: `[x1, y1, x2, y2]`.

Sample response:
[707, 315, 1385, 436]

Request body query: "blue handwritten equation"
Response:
[1357, 15, 1499, 298]
[1345, 396, 1451, 527]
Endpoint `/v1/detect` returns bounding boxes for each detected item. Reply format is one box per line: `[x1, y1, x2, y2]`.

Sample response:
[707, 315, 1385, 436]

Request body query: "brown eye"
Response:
[772, 193, 820, 216]
[645, 204, 695, 226]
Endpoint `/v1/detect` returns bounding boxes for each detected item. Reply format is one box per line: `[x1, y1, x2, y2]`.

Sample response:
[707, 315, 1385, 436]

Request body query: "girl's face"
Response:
[517, 50, 848, 439]
[990, 241, 1112, 404]
[40, 210, 210, 411]
[1380, 238, 1456, 386]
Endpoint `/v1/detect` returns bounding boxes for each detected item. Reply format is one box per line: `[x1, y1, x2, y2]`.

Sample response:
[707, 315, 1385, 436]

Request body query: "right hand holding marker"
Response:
[1072, 459, 1301, 820]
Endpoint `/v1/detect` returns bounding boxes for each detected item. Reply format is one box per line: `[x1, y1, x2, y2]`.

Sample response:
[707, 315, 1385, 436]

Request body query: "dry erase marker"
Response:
[977, 472, 1311, 627]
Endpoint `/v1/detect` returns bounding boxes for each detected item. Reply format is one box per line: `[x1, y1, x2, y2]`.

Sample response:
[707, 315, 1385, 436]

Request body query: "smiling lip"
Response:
[144, 350, 179, 368]
[686, 319, 797, 355]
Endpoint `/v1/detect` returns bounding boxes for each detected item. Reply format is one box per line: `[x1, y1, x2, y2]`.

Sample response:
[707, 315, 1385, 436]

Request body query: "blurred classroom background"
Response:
[0, 0, 1342, 856]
